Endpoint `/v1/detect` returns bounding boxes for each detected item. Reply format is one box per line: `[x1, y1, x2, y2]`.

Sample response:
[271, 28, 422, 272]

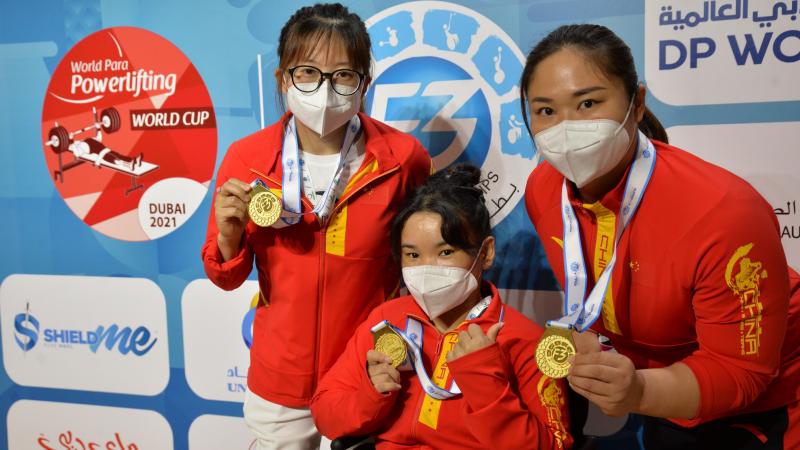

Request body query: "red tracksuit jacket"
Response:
[311, 282, 573, 449]
[202, 112, 431, 407]
[525, 138, 800, 426]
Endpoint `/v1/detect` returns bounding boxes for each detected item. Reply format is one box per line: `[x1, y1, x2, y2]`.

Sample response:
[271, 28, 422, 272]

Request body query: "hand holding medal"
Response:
[373, 326, 408, 368]
[367, 323, 408, 394]
[369, 319, 464, 400]
[214, 178, 251, 238]
[567, 349, 643, 417]
[213, 177, 253, 261]
[366, 348, 402, 394]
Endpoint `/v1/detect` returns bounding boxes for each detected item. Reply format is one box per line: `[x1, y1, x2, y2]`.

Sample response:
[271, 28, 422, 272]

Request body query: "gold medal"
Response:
[535, 327, 576, 379]
[373, 327, 407, 368]
[248, 186, 281, 227]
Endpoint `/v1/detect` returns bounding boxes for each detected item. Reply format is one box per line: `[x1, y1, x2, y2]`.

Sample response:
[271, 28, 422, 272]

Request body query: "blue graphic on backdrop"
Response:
[473, 36, 523, 96]
[423, 9, 479, 53]
[371, 12, 415, 61]
[367, 56, 491, 165]
[500, 101, 534, 158]
[366, 1, 534, 228]
[242, 307, 255, 349]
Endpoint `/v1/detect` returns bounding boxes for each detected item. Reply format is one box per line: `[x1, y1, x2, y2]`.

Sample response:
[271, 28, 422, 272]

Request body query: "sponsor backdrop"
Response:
[1, 1, 797, 449]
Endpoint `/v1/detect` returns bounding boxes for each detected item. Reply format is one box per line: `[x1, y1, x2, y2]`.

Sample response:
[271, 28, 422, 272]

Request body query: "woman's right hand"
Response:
[366, 349, 401, 394]
[214, 178, 251, 259]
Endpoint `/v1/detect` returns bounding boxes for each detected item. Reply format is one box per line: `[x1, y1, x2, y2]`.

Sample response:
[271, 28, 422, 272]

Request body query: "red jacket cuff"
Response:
[679, 352, 769, 425]
[202, 235, 251, 289]
[356, 365, 399, 420]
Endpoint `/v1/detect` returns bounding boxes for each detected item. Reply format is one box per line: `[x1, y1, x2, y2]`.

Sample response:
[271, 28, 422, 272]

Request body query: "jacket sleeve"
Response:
[310, 310, 399, 439]
[677, 189, 790, 424]
[447, 338, 572, 450]
[200, 142, 255, 290]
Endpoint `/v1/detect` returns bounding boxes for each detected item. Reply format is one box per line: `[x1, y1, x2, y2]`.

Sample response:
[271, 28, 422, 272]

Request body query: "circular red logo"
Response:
[41, 27, 217, 241]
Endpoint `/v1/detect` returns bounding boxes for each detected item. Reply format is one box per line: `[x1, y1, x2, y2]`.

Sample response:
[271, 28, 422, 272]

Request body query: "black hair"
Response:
[390, 163, 491, 261]
[519, 24, 668, 143]
[277, 3, 371, 77]
[275, 3, 371, 113]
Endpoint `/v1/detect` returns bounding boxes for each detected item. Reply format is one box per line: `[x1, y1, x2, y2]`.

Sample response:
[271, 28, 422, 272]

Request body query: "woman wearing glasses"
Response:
[201, 4, 431, 449]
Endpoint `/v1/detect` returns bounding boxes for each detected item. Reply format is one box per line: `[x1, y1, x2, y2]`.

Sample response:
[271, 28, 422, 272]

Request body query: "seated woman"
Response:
[311, 164, 572, 450]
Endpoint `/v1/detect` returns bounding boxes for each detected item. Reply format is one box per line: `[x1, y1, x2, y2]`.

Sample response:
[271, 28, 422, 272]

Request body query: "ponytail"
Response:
[639, 106, 668, 143]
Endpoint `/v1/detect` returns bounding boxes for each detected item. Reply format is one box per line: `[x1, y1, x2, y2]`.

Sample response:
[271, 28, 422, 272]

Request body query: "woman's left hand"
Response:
[447, 323, 503, 362]
[567, 351, 644, 417]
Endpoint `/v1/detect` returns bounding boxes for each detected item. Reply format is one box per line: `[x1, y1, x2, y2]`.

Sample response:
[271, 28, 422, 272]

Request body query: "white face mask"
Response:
[285, 80, 361, 137]
[534, 97, 635, 188]
[402, 245, 483, 320]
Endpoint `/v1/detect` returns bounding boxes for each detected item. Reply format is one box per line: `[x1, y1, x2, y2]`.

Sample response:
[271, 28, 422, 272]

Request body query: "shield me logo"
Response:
[14, 303, 156, 356]
[366, 1, 535, 226]
[1, 274, 169, 395]
[14, 303, 39, 352]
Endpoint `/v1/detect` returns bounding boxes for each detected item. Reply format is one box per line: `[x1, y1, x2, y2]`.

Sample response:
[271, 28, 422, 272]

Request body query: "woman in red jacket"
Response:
[521, 24, 800, 449]
[311, 164, 572, 450]
[201, 4, 431, 448]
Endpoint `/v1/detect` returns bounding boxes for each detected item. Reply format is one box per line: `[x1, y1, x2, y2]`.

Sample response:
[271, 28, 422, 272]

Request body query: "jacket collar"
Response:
[564, 157, 632, 214]
[356, 111, 400, 173]
[255, 112, 400, 182]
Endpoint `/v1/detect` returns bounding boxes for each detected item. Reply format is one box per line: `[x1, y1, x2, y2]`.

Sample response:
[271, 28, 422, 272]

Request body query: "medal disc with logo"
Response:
[535, 327, 576, 379]
[373, 327, 408, 368]
[248, 186, 281, 227]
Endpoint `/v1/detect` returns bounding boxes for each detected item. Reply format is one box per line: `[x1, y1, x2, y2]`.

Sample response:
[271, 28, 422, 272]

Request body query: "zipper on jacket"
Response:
[313, 223, 325, 393]
[411, 320, 450, 439]
[310, 161, 401, 394]
[410, 378, 426, 439]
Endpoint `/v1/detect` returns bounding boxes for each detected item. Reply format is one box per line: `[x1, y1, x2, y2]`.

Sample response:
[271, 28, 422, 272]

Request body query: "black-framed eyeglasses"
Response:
[287, 65, 365, 96]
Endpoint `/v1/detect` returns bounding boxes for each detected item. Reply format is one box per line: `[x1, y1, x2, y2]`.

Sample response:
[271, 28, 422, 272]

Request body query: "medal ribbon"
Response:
[550, 131, 655, 332]
[281, 115, 361, 224]
[373, 300, 506, 401]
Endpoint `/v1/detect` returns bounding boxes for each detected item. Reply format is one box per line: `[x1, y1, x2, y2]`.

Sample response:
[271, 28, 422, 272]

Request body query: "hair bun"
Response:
[429, 163, 481, 190]
[390, 162, 491, 261]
